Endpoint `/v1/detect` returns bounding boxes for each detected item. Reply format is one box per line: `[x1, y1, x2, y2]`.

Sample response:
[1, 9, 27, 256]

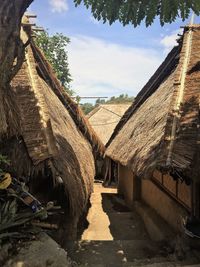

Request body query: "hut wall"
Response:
[118, 164, 140, 208]
[152, 170, 192, 210]
[88, 104, 130, 145]
[141, 176, 189, 231]
[117, 165, 191, 231]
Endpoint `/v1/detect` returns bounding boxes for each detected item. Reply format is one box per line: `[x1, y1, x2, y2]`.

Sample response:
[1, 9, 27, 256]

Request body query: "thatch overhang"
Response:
[1, 23, 103, 218]
[106, 25, 200, 182]
[87, 104, 131, 145]
[30, 43, 105, 158]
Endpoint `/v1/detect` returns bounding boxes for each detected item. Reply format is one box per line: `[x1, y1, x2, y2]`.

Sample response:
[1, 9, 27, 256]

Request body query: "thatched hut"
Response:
[0, 19, 104, 241]
[88, 104, 131, 145]
[88, 104, 130, 182]
[106, 25, 200, 231]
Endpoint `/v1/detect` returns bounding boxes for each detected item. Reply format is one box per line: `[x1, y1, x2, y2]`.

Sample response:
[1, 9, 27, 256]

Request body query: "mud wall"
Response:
[117, 165, 190, 231]
[118, 164, 135, 208]
[141, 178, 189, 231]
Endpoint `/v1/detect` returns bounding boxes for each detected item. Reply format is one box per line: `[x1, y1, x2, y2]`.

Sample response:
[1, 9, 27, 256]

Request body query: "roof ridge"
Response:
[31, 42, 105, 155]
[87, 105, 101, 118]
[106, 40, 181, 148]
[166, 26, 194, 166]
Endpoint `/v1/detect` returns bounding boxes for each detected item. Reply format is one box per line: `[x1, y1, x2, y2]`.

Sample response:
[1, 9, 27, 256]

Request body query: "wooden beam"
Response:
[32, 27, 44, 32]
[25, 14, 37, 18]
[22, 23, 36, 27]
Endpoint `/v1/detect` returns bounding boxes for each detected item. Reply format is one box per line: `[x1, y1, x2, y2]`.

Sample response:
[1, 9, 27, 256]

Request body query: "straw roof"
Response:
[3, 24, 104, 217]
[106, 25, 200, 181]
[87, 104, 130, 145]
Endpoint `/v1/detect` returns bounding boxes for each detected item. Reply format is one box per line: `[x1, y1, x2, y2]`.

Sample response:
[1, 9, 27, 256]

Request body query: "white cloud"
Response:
[68, 35, 162, 101]
[160, 30, 182, 54]
[49, 0, 68, 13]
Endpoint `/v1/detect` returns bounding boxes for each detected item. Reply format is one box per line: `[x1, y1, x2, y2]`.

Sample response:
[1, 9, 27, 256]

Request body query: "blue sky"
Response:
[29, 0, 194, 103]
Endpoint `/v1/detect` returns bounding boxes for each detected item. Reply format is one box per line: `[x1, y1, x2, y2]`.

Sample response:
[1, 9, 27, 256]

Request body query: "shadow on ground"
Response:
[65, 184, 173, 266]
[101, 192, 149, 240]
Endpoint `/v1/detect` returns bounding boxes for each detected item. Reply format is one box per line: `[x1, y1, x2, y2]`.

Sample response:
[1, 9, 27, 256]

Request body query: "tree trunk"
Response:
[0, 0, 33, 137]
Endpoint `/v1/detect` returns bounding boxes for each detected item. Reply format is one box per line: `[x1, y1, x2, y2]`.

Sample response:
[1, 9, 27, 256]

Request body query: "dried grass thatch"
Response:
[106, 26, 200, 181]
[0, 24, 102, 218]
[87, 104, 130, 145]
[31, 43, 105, 158]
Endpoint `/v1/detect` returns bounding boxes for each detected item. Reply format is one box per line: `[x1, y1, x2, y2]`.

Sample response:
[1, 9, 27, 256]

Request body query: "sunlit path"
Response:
[82, 183, 117, 240]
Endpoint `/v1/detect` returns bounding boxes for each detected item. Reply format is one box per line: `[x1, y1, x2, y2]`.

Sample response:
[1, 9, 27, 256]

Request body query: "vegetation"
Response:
[81, 103, 94, 115]
[74, 0, 200, 27]
[106, 94, 134, 104]
[0, 154, 9, 176]
[81, 94, 134, 114]
[35, 30, 74, 95]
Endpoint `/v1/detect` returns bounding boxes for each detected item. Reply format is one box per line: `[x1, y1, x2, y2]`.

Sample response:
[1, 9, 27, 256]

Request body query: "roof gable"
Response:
[88, 104, 130, 145]
[106, 26, 200, 181]
[10, 25, 97, 216]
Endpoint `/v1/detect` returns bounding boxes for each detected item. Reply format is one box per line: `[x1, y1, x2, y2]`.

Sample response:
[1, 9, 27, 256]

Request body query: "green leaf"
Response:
[35, 30, 73, 95]
[74, 0, 200, 27]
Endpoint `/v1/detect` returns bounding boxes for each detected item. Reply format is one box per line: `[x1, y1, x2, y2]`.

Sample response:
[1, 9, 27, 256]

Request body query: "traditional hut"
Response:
[88, 104, 130, 182]
[106, 25, 200, 232]
[0, 18, 104, 241]
[88, 104, 131, 145]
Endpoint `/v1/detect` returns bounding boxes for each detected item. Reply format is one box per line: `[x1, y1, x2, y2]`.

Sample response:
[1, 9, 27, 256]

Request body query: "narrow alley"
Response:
[2, 4, 200, 267]
[66, 183, 176, 267]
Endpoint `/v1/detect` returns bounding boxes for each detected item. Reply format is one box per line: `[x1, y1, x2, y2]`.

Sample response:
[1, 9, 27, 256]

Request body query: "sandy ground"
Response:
[81, 185, 117, 240]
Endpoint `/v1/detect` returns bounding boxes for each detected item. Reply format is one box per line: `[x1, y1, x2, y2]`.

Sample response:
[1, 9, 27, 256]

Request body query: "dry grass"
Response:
[106, 72, 176, 178]
[107, 27, 200, 180]
[88, 104, 130, 145]
[31, 43, 105, 158]
[39, 77, 95, 215]
[4, 27, 98, 217]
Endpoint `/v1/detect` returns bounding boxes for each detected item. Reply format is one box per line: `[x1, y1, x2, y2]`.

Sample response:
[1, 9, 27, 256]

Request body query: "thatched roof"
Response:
[106, 25, 200, 181]
[87, 104, 130, 145]
[6, 24, 104, 217]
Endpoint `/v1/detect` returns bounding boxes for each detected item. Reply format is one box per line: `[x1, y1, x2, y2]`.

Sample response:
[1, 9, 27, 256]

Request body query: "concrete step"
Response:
[66, 240, 171, 266]
[98, 211, 149, 240]
[68, 185, 200, 267]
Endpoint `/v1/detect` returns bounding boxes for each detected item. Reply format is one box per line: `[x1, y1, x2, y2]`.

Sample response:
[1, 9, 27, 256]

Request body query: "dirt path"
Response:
[67, 183, 164, 266]
[81, 184, 116, 240]
[66, 183, 200, 266]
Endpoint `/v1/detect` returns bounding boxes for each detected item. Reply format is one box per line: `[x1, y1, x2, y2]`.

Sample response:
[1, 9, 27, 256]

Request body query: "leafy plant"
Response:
[35, 30, 74, 95]
[81, 102, 95, 114]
